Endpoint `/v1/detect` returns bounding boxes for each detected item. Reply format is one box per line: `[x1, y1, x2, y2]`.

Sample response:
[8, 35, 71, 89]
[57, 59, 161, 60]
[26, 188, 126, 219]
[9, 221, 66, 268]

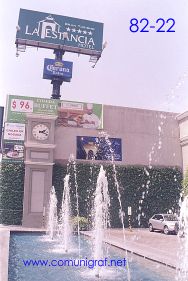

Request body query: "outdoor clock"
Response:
[32, 123, 50, 141]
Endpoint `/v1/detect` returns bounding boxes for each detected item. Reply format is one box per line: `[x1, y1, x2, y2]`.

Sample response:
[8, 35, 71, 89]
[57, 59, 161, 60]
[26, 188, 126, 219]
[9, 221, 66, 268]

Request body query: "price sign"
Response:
[11, 99, 33, 113]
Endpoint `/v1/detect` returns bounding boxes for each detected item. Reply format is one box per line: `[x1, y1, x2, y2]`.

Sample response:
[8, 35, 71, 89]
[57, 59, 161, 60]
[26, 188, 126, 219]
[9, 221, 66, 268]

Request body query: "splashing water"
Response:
[93, 165, 110, 278]
[164, 71, 188, 111]
[58, 174, 72, 252]
[176, 196, 188, 281]
[98, 131, 131, 281]
[68, 154, 81, 256]
[139, 113, 167, 227]
[47, 186, 58, 240]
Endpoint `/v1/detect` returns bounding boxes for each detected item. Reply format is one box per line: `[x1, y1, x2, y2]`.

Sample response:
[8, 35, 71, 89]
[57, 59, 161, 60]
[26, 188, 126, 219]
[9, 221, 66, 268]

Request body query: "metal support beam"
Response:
[51, 49, 65, 99]
[51, 78, 63, 99]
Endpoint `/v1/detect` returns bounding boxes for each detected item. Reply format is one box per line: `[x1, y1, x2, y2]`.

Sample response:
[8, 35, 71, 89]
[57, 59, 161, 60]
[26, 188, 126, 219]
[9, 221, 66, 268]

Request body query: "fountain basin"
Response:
[8, 231, 175, 281]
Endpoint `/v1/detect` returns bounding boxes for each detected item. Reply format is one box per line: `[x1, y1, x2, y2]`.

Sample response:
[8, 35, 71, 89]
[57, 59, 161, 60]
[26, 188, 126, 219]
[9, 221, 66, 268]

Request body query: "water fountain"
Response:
[68, 154, 81, 256]
[176, 195, 188, 281]
[58, 174, 72, 253]
[92, 165, 110, 278]
[98, 132, 131, 280]
[47, 186, 58, 240]
[8, 152, 176, 281]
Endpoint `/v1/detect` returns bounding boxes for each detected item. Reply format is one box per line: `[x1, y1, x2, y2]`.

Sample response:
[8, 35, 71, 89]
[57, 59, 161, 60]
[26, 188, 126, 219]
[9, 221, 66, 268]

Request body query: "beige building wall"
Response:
[177, 111, 188, 174]
[54, 105, 182, 168]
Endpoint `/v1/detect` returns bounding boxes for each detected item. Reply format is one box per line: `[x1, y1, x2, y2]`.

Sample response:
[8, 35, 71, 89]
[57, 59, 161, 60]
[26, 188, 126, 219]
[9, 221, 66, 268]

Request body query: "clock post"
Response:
[22, 113, 57, 228]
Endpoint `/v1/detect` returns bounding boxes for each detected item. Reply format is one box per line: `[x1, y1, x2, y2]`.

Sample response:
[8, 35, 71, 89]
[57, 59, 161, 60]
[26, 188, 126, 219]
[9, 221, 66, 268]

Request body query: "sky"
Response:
[1, 0, 188, 113]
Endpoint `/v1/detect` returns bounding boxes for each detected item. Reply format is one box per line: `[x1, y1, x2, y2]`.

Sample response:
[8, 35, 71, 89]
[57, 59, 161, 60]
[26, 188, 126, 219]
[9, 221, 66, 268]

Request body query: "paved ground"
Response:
[82, 228, 180, 269]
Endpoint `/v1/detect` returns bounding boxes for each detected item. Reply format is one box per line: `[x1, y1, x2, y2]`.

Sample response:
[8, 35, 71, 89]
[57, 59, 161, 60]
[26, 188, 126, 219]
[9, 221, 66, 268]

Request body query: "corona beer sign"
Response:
[43, 59, 73, 81]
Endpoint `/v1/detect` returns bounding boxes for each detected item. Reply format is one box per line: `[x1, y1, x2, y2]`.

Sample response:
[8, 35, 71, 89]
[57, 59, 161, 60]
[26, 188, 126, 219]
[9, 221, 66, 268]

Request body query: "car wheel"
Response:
[149, 224, 153, 232]
[164, 226, 169, 235]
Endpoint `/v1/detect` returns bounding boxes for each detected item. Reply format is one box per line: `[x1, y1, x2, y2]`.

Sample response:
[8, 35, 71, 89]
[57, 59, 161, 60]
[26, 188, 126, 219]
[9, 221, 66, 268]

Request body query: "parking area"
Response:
[82, 228, 180, 268]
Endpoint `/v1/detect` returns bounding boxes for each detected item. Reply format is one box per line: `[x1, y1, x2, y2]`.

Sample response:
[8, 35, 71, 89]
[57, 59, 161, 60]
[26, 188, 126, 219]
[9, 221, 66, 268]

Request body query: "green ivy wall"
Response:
[0, 163, 25, 225]
[0, 162, 183, 227]
[52, 163, 182, 228]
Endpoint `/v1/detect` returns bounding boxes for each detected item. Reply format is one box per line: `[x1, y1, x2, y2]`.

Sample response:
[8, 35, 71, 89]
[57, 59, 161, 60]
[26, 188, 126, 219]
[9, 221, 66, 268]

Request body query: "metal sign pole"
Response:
[128, 215, 132, 231]
[43, 206, 46, 228]
[128, 206, 132, 231]
[51, 78, 63, 100]
[51, 49, 65, 100]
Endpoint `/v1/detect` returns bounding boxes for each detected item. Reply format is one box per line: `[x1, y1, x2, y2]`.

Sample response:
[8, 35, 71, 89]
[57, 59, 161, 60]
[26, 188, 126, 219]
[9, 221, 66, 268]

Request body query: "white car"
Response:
[148, 214, 179, 235]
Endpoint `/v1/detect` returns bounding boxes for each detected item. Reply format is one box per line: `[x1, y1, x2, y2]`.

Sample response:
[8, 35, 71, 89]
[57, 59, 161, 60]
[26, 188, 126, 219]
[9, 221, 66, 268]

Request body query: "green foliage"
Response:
[52, 164, 67, 215]
[0, 162, 183, 228]
[0, 163, 25, 225]
[53, 163, 183, 228]
[183, 169, 188, 197]
[72, 216, 89, 231]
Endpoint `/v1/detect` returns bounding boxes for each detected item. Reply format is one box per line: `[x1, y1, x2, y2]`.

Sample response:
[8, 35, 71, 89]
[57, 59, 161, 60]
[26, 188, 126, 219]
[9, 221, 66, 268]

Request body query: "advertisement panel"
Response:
[76, 136, 122, 161]
[57, 101, 103, 129]
[16, 9, 103, 57]
[4, 123, 25, 141]
[43, 59, 73, 81]
[2, 140, 24, 163]
[5, 95, 103, 129]
[6, 95, 59, 123]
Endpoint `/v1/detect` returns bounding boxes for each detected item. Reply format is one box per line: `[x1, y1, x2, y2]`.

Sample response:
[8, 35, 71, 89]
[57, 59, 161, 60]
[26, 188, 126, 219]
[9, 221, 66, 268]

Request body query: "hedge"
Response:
[183, 168, 188, 196]
[52, 163, 183, 228]
[0, 162, 183, 227]
[0, 163, 25, 225]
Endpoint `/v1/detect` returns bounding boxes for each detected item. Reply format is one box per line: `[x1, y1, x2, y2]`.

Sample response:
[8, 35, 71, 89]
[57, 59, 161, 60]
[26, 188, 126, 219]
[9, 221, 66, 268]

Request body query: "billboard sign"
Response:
[6, 95, 59, 123]
[57, 101, 103, 129]
[43, 59, 73, 81]
[16, 9, 103, 57]
[4, 123, 25, 141]
[5, 95, 103, 129]
[76, 136, 122, 161]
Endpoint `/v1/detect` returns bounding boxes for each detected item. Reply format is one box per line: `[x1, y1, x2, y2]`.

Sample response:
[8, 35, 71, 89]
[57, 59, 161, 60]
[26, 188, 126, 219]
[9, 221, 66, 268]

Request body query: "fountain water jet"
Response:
[68, 153, 81, 256]
[99, 131, 131, 280]
[176, 195, 188, 281]
[58, 174, 72, 253]
[93, 165, 110, 278]
[47, 186, 58, 240]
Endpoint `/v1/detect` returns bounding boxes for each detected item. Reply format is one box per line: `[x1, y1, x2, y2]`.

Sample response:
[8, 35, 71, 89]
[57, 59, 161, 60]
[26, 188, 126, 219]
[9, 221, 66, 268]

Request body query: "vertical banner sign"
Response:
[0, 106, 4, 150]
[2, 123, 25, 163]
[76, 136, 122, 161]
[16, 9, 103, 57]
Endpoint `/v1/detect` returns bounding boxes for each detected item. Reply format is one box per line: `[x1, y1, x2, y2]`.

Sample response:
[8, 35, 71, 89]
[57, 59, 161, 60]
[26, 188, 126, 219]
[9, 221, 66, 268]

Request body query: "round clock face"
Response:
[32, 124, 50, 141]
